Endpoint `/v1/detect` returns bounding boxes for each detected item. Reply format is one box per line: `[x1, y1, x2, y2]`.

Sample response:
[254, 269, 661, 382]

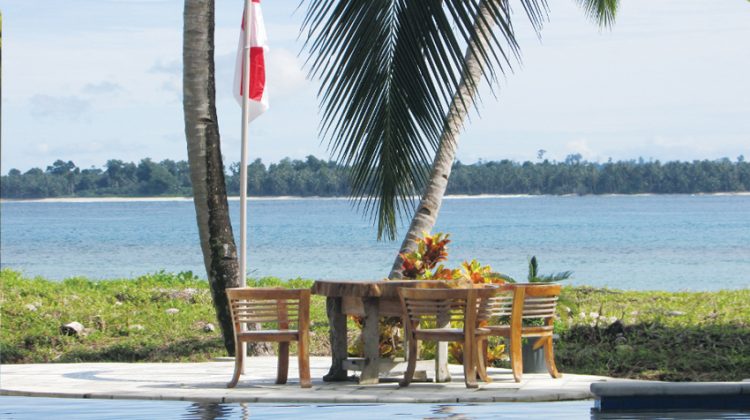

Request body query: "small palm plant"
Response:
[524, 256, 576, 322]
[527, 256, 573, 283]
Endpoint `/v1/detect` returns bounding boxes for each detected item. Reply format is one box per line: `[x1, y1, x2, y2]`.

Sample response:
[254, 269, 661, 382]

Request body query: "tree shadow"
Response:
[58, 337, 225, 363]
[556, 322, 750, 382]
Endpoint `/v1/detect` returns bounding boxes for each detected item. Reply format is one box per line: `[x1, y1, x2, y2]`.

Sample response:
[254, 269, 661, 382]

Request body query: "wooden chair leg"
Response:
[399, 335, 418, 387]
[476, 338, 492, 383]
[543, 336, 562, 379]
[298, 336, 312, 388]
[227, 340, 244, 388]
[510, 335, 523, 383]
[463, 338, 478, 389]
[276, 342, 289, 384]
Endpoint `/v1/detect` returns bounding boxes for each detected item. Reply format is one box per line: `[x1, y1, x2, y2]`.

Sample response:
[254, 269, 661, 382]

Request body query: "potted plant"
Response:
[519, 256, 572, 373]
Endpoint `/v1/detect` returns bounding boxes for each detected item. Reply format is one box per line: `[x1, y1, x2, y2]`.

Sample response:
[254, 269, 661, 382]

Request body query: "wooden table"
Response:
[312, 279, 452, 384]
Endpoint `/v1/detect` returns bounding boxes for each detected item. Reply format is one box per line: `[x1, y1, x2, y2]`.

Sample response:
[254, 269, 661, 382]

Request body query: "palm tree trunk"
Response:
[183, 0, 240, 354]
[389, 2, 493, 279]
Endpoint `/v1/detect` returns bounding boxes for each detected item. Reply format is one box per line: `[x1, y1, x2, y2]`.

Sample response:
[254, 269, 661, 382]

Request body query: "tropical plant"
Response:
[399, 232, 509, 287]
[508, 255, 577, 319]
[389, 0, 619, 278]
[182, 0, 241, 354]
[527, 255, 573, 283]
[399, 232, 451, 279]
[299, 0, 620, 279]
[302, 0, 547, 243]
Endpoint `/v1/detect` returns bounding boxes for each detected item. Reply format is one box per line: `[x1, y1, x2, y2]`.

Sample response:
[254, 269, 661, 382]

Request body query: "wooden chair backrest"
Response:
[481, 284, 515, 319]
[398, 287, 496, 328]
[226, 288, 310, 331]
[482, 283, 561, 324]
[514, 283, 561, 321]
[513, 284, 561, 319]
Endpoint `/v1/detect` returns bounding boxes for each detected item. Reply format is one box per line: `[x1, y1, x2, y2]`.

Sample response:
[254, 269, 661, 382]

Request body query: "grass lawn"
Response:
[2, 269, 748, 382]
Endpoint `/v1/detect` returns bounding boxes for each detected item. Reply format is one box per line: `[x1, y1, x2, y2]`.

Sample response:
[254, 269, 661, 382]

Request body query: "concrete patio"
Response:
[0, 356, 625, 403]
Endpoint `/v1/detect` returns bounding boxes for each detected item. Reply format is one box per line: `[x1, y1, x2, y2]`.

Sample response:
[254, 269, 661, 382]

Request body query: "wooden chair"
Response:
[398, 286, 495, 388]
[226, 287, 311, 388]
[477, 283, 562, 382]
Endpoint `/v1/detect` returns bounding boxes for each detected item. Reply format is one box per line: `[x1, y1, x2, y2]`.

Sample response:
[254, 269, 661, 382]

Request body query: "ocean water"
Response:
[1, 195, 748, 291]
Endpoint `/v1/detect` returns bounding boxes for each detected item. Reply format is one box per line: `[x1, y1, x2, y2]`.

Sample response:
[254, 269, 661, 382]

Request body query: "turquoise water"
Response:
[1, 397, 748, 419]
[1, 195, 748, 290]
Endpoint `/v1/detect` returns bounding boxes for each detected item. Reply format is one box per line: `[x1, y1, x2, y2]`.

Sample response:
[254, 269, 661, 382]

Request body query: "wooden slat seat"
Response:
[477, 283, 562, 383]
[236, 330, 300, 342]
[226, 287, 311, 389]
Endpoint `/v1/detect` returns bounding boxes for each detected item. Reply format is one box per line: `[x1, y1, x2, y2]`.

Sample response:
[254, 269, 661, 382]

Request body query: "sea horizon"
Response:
[2, 191, 750, 204]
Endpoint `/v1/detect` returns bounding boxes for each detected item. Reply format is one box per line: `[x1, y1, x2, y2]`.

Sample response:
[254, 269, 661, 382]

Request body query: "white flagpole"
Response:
[238, 0, 252, 364]
[239, 0, 252, 288]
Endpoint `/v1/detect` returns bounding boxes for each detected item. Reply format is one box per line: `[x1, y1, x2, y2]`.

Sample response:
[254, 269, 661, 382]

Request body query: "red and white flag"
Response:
[234, 0, 268, 122]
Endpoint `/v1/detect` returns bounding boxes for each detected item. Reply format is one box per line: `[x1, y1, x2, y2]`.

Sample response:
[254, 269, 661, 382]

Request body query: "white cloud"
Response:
[82, 82, 123, 95]
[149, 59, 182, 75]
[267, 48, 309, 99]
[29, 95, 91, 120]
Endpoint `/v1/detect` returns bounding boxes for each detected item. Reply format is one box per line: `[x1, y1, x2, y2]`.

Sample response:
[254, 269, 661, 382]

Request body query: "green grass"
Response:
[0, 269, 327, 363]
[2, 269, 748, 381]
[555, 286, 750, 381]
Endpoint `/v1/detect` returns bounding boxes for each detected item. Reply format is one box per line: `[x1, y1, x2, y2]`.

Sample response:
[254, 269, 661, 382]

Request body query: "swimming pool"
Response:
[1, 397, 748, 419]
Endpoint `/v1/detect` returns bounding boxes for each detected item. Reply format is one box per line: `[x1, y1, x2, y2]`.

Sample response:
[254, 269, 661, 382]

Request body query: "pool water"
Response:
[1, 397, 748, 419]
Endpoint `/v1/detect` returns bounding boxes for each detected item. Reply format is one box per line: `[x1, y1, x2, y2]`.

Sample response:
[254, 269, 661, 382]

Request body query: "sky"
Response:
[1, 0, 749, 173]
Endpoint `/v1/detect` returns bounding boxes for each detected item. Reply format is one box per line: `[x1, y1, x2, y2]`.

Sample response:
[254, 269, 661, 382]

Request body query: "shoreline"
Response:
[2, 191, 750, 204]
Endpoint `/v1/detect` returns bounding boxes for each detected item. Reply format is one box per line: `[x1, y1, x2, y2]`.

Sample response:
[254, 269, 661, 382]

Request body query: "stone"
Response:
[667, 310, 685, 316]
[61, 321, 84, 336]
[165, 308, 180, 315]
[25, 304, 38, 312]
[203, 323, 216, 333]
[129, 324, 145, 331]
[153, 288, 200, 303]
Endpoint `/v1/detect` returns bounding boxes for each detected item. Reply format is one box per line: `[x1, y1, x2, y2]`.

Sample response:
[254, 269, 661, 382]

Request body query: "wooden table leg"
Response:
[435, 310, 452, 382]
[323, 297, 349, 381]
[359, 297, 380, 384]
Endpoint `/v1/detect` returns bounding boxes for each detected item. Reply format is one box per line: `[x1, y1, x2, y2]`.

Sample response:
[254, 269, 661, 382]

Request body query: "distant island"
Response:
[1, 155, 748, 199]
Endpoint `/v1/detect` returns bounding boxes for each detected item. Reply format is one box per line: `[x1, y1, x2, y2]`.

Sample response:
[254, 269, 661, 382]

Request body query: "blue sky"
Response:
[2, 0, 748, 173]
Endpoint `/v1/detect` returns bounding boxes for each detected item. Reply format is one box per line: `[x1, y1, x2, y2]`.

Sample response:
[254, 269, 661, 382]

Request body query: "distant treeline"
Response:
[2, 155, 749, 199]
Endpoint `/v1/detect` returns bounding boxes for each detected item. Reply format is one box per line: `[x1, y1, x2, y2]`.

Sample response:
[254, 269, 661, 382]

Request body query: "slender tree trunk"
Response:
[389, 2, 494, 279]
[183, 0, 240, 354]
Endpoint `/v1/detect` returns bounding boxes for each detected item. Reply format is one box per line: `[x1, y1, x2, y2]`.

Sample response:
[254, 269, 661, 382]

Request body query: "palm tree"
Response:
[183, 0, 240, 354]
[300, 0, 618, 278]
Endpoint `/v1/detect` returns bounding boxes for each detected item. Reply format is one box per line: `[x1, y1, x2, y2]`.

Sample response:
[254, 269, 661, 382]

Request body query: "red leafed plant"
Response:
[399, 232, 451, 279]
[400, 232, 509, 286]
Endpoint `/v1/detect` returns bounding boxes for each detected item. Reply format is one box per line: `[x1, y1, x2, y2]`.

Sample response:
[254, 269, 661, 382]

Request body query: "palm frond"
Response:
[528, 255, 539, 281]
[576, 0, 619, 28]
[301, 0, 548, 239]
[527, 255, 573, 283]
[536, 271, 574, 282]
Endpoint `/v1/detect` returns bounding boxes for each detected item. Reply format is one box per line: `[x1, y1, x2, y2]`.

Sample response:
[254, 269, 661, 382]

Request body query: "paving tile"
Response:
[0, 356, 618, 403]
